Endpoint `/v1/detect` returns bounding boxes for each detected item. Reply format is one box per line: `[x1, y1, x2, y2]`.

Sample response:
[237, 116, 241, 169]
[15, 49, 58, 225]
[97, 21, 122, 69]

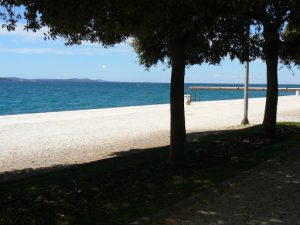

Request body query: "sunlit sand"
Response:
[0, 96, 300, 173]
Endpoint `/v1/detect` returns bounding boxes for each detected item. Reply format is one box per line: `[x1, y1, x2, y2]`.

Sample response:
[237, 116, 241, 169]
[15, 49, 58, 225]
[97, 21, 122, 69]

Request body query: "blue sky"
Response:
[0, 24, 299, 84]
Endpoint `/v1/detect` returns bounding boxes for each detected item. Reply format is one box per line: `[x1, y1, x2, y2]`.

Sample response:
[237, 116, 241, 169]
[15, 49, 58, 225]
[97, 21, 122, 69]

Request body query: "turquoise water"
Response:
[0, 81, 299, 116]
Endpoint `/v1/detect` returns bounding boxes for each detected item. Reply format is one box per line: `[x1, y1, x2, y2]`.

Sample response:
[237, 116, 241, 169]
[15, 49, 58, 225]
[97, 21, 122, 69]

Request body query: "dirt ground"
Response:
[152, 151, 300, 225]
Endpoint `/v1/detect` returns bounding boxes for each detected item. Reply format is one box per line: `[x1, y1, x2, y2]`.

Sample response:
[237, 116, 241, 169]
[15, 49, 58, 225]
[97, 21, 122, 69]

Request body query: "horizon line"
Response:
[1, 76, 300, 85]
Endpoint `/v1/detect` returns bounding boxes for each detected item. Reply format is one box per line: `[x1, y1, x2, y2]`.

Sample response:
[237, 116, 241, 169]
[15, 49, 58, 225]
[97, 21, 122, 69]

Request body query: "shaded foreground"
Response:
[1, 123, 300, 225]
[154, 143, 300, 225]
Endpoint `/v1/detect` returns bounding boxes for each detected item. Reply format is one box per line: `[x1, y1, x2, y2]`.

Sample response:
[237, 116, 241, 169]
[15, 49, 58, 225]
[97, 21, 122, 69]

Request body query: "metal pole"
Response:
[241, 61, 250, 125]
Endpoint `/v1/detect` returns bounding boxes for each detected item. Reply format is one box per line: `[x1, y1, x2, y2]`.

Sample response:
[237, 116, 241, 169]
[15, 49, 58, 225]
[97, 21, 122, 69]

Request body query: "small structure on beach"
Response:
[189, 86, 300, 93]
[187, 86, 300, 104]
[188, 86, 300, 102]
[186, 86, 300, 125]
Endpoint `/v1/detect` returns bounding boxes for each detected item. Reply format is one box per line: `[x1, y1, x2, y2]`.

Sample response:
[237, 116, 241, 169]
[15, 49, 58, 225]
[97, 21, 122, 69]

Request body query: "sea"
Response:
[0, 80, 299, 116]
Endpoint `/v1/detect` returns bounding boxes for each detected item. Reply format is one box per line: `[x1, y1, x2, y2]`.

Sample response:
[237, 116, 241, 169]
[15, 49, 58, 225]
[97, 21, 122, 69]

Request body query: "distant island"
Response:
[0, 77, 107, 83]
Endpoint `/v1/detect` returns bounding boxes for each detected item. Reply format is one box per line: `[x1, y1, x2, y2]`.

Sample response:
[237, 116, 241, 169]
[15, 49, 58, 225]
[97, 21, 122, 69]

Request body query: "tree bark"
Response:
[170, 38, 187, 167]
[262, 25, 280, 138]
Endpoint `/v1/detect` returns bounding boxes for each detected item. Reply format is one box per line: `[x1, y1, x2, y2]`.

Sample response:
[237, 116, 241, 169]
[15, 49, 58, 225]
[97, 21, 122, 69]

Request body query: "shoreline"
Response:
[0, 95, 280, 119]
[0, 94, 296, 118]
[1, 96, 300, 175]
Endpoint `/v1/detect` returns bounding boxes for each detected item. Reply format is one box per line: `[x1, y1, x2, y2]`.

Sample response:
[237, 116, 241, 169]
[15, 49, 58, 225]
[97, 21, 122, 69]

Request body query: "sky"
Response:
[0, 24, 299, 84]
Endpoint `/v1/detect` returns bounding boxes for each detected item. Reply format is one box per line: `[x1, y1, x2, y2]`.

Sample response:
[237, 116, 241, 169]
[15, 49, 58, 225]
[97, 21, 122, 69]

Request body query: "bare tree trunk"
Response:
[262, 25, 280, 138]
[170, 38, 187, 167]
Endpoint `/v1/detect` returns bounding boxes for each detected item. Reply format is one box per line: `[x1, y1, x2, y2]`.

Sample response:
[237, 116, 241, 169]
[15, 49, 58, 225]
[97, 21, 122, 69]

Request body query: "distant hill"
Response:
[0, 77, 107, 83]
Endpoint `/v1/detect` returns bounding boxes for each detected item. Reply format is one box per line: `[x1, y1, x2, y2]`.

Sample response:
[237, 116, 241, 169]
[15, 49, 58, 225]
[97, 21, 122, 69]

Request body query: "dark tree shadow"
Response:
[0, 129, 232, 183]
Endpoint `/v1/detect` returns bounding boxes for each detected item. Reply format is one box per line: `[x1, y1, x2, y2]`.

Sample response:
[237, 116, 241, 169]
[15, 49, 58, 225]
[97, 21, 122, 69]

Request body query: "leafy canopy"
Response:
[0, 0, 18, 30]
[237, 0, 300, 64]
[282, 21, 300, 67]
[6, 0, 252, 68]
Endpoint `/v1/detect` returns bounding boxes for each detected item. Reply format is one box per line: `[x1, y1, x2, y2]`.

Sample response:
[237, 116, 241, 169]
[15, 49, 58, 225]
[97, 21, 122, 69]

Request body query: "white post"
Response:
[241, 61, 250, 125]
[184, 94, 191, 105]
[296, 90, 300, 96]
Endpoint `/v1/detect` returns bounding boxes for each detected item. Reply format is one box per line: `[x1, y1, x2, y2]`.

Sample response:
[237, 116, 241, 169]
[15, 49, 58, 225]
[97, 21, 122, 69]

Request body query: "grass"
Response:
[0, 123, 300, 225]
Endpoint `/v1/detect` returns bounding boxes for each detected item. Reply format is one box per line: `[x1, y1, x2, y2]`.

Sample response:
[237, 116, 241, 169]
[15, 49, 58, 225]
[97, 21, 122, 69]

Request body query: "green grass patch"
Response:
[0, 123, 299, 225]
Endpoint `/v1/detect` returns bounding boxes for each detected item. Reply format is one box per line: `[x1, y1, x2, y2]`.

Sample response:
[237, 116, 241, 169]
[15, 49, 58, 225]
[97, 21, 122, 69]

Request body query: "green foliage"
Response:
[282, 22, 300, 67]
[0, 0, 18, 30]
[237, 0, 300, 64]
[15, 0, 131, 45]
[129, 1, 251, 68]
[5, 0, 251, 67]
[2, 0, 299, 69]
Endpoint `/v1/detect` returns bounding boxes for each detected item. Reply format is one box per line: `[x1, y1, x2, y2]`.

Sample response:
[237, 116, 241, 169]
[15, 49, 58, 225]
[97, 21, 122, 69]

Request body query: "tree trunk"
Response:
[262, 26, 280, 138]
[170, 38, 187, 167]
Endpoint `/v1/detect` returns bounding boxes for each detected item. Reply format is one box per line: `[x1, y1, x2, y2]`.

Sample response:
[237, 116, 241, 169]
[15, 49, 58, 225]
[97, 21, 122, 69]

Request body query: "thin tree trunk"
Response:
[262, 26, 280, 138]
[170, 38, 187, 167]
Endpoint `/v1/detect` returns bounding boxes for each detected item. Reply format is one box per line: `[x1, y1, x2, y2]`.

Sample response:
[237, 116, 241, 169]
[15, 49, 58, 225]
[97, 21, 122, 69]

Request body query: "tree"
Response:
[3, 0, 248, 166]
[243, 0, 300, 137]
[130, 2, 247, 166]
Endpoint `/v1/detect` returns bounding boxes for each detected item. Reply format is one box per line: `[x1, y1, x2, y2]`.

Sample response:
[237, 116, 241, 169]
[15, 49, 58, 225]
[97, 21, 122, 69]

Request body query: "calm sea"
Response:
[0, 81, 299, 116]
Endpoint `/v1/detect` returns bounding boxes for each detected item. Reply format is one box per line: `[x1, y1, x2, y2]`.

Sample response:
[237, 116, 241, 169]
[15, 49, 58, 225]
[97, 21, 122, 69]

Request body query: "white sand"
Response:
[0, 96, 300, 173]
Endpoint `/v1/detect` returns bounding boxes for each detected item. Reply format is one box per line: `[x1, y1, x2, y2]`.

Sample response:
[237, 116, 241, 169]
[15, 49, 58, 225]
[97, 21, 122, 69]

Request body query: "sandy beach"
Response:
[1, 96, 300, 174]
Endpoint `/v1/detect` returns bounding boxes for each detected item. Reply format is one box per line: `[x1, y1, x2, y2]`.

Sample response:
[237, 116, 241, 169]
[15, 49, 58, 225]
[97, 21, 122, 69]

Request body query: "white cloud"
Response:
[0, 46, 131, 55]
[0, 48, 74, 55]
[0, 24, 48, 41]
[0, 23, 133, 55]
[212, 74, 222, 78]
[101, 64, 107, 69]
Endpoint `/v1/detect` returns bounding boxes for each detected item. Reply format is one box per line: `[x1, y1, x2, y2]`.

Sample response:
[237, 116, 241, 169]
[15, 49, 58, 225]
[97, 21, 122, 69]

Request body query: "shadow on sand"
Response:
[0, 129, 230, 183]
